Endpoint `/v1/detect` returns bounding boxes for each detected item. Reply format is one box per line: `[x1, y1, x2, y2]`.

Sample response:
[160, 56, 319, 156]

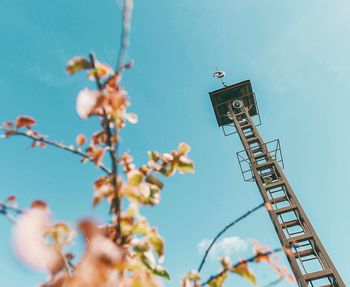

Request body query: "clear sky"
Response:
[0, 0, 349, 286]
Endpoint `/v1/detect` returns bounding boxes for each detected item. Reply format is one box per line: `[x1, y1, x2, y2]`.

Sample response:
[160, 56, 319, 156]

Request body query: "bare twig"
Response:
[201, 248, 282, 286]
[88, 53, 103, 90]
[61, 252, 74, 276]
[116, 0, 133, 71]
[197, 202, 265, 273]
[6, 130, 111, 175]
[0, 202, 22, 224]
[0, 202, 22, 214]
[100, 0, 134, 88]
[0, 210, 17, 224]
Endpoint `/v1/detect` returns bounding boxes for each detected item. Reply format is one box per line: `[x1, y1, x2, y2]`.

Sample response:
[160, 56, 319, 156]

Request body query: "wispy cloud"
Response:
[197, 236, 248, 260]
[22, 58, 73, 89]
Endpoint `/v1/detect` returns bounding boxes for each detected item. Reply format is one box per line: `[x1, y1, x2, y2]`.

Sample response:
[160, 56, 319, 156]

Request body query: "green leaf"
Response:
[148, 151, 160, 162]
[133, 240, 149, 253]
[139, 251, 170, 280]
[147, 186, 161, 206]
[66, 56, 92, 74]
[160, 164, 175, 177]
[145, 175, 164, 190]
[175, 157, 195, 173]
[153, 265, 170, 280]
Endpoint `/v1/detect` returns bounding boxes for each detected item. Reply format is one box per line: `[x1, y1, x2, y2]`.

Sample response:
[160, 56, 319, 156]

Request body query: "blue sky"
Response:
[0, 0, 349, 286]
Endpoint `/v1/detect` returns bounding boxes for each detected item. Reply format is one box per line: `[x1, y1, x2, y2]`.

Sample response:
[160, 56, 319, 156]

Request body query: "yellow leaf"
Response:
[128, 170, 143, 186]
[148, 229, 164, 257]
[175, 156, 195, 173]
[125, 203, 138, 217]
[230, 261, 256, 285]
[132, 219, 150, 235]
[178, 142, 191, 154]
[208, 272, 228, 287]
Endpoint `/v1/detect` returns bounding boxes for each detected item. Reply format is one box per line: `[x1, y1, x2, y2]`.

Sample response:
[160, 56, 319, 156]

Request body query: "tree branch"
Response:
[0, 202, 22, 224]
[0, 210, 17, 224]
[7, 130, 111, 175]
[116, 0, 133, 71]
[201, 248, 282, 286]
[89, 53, 121, 241]
[0, 202, 22, 214]
[197, 202, 265, 273]
[101, 0, 133, 88]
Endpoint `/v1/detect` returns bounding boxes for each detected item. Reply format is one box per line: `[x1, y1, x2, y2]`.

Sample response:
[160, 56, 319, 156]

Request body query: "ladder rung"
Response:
[288, 229, 305, 236]
[254, 153, 268, 160]
[240, 123, 252, 129]
[269, 189, 282, 194]
[275, 204, 297, 215]
[265, 181, 284, 190]
[239, 122, 249, 127]
[300, 256, 317, 263]
[251, 147, 263, 153]
[281, 219, 300, 228]
[245, 133, 255, 139]
[234, 111, 245, 117]
[270, 195, 288, 204]
[261, 172, 278, 180]
[304, 269, 333, 281]
[294, 248, 314, 258]
[294, 242, 311, 248]
[256, 161, 275, 170]
[247, 137, 260, 144]
[288, 234, 313, 244]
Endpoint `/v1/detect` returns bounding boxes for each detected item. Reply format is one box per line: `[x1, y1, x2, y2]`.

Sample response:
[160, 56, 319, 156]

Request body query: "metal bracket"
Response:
[236, 139, 285, 182]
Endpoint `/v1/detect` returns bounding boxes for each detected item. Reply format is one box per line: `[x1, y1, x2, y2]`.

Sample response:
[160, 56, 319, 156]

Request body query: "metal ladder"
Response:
[228, 103, 345, 287]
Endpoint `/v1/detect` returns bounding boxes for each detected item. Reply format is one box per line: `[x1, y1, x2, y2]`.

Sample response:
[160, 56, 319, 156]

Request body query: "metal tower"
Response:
[209, 80, 345, 287]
